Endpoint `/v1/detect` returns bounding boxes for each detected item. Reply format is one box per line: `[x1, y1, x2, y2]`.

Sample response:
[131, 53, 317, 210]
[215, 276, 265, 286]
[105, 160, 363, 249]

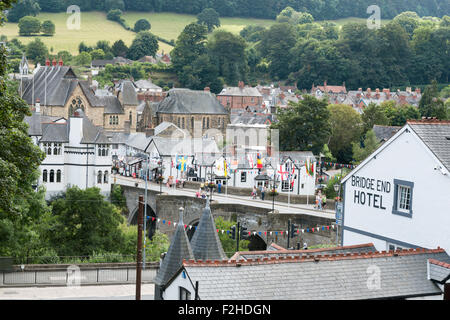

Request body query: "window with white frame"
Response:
[241, 172, 246, 182]
[98, 144, 110, 157]
[392, 179, 414, 217]
[282, 180, 293, 191]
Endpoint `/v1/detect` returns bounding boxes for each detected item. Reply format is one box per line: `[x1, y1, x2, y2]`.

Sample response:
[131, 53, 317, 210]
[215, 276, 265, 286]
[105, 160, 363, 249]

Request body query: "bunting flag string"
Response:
[148, 216, 338, 237]
[319, 161, 357, 169]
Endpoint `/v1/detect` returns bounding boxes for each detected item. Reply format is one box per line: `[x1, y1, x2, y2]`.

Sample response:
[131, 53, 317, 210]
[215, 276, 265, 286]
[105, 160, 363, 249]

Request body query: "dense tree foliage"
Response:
[7, 0, 40, 23]
[41, 20, 55, 36]
[18, 16, 41, 36]
[352, 130, 380, 164]
[197, 7, 221, 33]
[26, 38, 49, 65]
[112, 39, 128, 57]
[271, 95, 331, 154]
[127, 31, 159, 60]
[134, 18, 151, 32]
[20, 0, 449, 20]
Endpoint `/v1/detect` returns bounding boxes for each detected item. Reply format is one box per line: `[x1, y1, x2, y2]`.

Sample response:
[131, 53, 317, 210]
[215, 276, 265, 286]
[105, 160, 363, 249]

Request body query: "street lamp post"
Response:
[269, 176, 279, 213]
[334, 183, 341, 246]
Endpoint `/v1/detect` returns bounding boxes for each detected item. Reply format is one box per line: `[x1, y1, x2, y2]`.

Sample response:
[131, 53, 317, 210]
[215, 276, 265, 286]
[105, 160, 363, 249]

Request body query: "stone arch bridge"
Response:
[120, 185, 337, 249]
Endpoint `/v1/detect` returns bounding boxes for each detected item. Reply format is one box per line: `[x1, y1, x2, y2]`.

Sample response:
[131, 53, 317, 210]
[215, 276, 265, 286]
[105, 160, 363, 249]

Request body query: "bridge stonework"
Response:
[121, 185, 336, 249]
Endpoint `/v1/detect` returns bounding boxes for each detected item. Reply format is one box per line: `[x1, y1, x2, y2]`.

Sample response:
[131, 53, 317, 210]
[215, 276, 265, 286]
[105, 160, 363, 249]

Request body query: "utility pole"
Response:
[143, 156, 149, 269]
[236, 221, 240, 252]
[136, 195, 144, 300]
[287, 219, 291, 249]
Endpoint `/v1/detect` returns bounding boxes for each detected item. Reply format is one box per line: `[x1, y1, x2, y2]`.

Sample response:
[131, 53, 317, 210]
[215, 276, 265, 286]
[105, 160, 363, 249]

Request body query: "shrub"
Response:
[41, 20, 55, 36]
[134, 19, 151, 32]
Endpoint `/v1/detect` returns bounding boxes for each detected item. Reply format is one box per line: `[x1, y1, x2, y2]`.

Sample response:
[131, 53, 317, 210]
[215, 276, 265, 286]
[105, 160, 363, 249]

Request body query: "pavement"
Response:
[115, 174, 335, 219]
[0, 284, 155, 300]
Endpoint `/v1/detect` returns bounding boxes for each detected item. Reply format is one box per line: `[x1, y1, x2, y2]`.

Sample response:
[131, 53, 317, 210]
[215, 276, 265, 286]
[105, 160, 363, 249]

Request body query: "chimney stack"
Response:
[52, 58, 57, 67]
[58, 58, 63, 66]
[35, 98, 40, 113]
[45, 58, 50, 67]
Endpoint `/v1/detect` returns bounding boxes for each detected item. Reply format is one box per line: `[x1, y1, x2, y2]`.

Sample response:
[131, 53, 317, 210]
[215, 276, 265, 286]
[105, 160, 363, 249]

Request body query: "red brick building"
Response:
[217, 81, 263, 110]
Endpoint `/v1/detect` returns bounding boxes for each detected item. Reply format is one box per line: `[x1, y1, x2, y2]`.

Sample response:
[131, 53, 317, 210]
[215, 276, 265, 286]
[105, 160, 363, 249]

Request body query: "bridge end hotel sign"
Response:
[351, 176, 390, 210]
[339, 120, 450, 255]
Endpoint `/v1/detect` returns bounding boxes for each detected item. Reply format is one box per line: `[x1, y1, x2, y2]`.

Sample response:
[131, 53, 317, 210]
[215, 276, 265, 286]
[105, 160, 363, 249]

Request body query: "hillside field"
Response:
[0, 12, 390, 55]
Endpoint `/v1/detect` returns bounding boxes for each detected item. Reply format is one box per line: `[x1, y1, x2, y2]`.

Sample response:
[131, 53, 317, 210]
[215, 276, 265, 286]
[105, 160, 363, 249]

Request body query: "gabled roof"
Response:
[407, 120, 450, 172]
[40, 122, 69, 143]
[181, 248, 450, 300]
[157, 89, 228, 115]
[372, 125, 401, 142]
[22, 66, 78, 106]
[190, 198, 227, 261]
[118, 80, 139, 106]
[428, 259, 450, 284]
[219, 86, 262, 97]
[154, 208, 194, 287]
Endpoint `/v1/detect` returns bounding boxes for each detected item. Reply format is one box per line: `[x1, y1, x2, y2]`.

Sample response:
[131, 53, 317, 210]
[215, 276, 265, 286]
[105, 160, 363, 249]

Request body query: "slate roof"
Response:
[219, 86, 262, 97]
[40, 123, 69, 143]
[79, 115, 110, 144]
[231, 243, 378, 261]
[22, 66, 78, 106]
[24, 112, 61, 136]
[154, 208, 194, 287]
[408, 120, 450, 171]
[373, 125, 401, 142]
[157, 89, 228, 115]
[134, 79, 162, 91]
[148, 137, 219, 156]
[181, 248, 450, 300]
[101, 96, 124, 114]
[118, 80, 139, 106]
[125, 133, 153, 151]
[190, 198, 227, 261]
[428, 259, 450, 284]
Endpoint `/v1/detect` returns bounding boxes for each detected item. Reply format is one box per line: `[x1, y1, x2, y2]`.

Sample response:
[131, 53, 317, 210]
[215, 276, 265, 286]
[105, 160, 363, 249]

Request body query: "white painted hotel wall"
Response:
[162, 270, 196, 300]
[342, 126, 450, 254]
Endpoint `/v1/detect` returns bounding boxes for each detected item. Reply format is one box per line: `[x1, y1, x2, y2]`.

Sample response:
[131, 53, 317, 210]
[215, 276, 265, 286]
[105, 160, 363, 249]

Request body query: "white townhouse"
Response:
[25, 107, 112, 199]
[340, 119, 450, 254]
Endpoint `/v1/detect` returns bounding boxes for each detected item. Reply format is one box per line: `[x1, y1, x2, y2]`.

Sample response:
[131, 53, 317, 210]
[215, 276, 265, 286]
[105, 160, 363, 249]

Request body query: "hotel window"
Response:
[392, 179, 414, 217]
[49, 170, 55, 183]
[97, 171, 103, 184]
[202, 117, 206, 129]
[179, 287, 191, 300]
[191, 117, 194, 129]
[104, 171, 108, 184]
[241, 172, 247, 182]
[43, 169, 48, 183]
[56, 170, 61, 183]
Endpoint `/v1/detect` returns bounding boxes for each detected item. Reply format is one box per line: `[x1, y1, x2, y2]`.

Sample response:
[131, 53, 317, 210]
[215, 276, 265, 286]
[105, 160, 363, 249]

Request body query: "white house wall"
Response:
[163, 271, 195, 300]
[342, 128, 450, 253]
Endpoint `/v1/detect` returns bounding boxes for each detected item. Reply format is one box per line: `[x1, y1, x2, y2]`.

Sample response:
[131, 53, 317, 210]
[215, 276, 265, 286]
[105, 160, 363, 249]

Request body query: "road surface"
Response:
[115, 175, 335, 219]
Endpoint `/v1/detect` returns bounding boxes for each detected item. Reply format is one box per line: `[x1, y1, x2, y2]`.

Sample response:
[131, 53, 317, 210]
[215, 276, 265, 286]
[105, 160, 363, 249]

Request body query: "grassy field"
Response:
[0, 12, 390, 55]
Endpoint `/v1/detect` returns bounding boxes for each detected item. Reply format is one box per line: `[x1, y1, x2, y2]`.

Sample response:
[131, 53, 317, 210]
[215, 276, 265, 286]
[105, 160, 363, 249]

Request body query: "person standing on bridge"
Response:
[261, 185, 266, 201]
[218, 181, 222, 194]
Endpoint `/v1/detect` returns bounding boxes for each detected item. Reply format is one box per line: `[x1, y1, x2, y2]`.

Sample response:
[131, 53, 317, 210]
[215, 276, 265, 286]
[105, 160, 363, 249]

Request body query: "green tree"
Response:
[96, 40, 112, 55]
[7, 0, 40, 23]
[361, 103, 390, 133]
[259, 23, 297, 79]
[112, 39, 128, 57]
[127, 31, 159, 61]
[0, 4, 47, 259]
[75, 51, 92, 66]
[41, 20, 55, 36]
[18, 16, 41, 36]
[171, 23, 208, 74]
[419, 80, 447, 119]
[106, 9, 122, 22]
[197, 8, 221, 33]
[271, 95, 331, 154]
[46, 187, 126, 257]
[207, 30, 248, 86]
[105, 0, 125, 11]
[144, 230, 170, 262]
[293, 12, 314, 25]
[352, 130, 380, 164]
[26, 38, 48, 65]
[78, 41, 93, 53]
[327, 104, 363, 162]
[90, 49, 105, 60]
[215, 216, 249, 258]
[134, 19, 151, 32]
[393, 11, 420, 38]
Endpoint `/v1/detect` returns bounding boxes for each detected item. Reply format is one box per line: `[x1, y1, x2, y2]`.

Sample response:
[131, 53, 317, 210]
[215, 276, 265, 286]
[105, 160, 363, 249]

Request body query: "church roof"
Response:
[157, 89, 228, 115]
[117, 80, 139, 106]
[190, 198, 227, 261]
[154, 208, 194, 287]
